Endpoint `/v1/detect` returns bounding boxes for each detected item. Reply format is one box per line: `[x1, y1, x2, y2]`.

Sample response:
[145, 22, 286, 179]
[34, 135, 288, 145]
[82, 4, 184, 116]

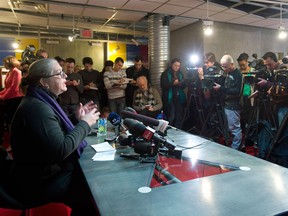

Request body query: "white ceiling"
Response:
[0, 0, 287, 38]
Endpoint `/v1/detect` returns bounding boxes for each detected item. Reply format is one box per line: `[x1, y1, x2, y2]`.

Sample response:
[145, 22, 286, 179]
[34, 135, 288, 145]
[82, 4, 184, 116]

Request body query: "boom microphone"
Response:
[123, 119, 176, 150]
[121, 110, 158, 125]
[124, 106, 137, 114]
[121, 110, 173, 134]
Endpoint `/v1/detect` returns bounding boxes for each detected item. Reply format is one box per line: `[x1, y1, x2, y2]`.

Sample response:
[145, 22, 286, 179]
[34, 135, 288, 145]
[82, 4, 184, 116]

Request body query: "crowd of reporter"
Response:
[193, 51, 288, 167]
[1, 47, 288, 214]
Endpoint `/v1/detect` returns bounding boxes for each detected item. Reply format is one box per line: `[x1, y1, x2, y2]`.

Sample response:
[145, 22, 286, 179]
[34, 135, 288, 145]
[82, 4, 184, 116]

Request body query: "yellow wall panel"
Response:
[108, 42, 126, 63]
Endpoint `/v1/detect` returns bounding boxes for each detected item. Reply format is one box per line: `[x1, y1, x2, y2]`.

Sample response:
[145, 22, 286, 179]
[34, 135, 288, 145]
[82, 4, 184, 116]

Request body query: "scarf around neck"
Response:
[134, 86, 156, 107]
[167, 68, 186, 104]
[27, 86, 87, 157]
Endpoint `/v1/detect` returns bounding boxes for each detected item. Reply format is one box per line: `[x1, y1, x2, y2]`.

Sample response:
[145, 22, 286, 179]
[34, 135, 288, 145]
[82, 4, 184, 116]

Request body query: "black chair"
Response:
[0, 147, 47, 216]
[0, 185, 29, 216]
[0, 175, 57, 216]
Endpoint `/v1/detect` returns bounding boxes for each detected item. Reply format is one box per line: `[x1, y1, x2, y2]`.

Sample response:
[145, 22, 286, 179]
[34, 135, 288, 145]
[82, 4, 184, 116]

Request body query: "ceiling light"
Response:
[68, 16, 77, 42]
[68, 35, 77, 42]
[278, 4, 287, 39]
[203, 20, 213, 36]
[12, 25, 21, 49]
[203, 0, 213, 36]
[278, 26, 287, 39]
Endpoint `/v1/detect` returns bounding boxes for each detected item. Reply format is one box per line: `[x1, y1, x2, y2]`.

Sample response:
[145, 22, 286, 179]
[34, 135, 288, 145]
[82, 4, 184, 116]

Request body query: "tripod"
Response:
[200, 95, 230, 146]
[180, 83, 205, 133]
[243, 91, 277, 151]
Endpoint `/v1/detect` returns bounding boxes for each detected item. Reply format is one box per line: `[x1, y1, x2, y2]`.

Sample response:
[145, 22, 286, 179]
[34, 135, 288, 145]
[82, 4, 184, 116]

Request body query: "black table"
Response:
[79, 129, 288, 216]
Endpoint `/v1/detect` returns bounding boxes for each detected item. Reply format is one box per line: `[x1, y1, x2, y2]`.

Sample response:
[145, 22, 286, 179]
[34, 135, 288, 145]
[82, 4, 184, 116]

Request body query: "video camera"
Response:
[185, 66, 200, 82]
[21, 45, 36, 64]
[271, 68, 288, 100]
[185, 65, 225, 90]
[202, 66, 225, 90]
[245, 59, 271, 92]
[249, 59, 270, 80]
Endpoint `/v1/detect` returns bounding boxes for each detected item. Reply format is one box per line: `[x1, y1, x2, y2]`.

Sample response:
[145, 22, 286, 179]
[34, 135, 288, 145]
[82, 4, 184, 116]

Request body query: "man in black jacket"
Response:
[79, 57, 103, 108]
[213, 55, 243, 150]
[59, 57, 83, 124]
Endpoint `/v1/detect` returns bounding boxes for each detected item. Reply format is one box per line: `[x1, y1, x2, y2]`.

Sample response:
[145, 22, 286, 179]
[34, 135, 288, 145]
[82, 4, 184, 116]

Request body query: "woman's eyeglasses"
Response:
[44, 71, 66, 79]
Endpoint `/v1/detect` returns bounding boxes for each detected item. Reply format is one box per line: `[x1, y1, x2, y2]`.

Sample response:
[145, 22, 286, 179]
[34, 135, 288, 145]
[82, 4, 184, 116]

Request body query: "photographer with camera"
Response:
[255, 51, 288, 166]
[193, 52, 228, 142]
[257, 52, 287, 125]
[237, 53, 255, 129]
[198, 52, 223, 109]
[213, 55, 243, 150]
[198, 52, 222, 79]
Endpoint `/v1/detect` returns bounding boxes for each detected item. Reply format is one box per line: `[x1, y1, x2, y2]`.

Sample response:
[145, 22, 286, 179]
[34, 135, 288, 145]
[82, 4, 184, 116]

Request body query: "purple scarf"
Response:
[27, 86, 87, 157]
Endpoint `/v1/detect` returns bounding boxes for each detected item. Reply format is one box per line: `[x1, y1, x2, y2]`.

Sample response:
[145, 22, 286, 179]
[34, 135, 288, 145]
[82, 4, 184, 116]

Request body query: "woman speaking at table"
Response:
[8, 58, 100, 216]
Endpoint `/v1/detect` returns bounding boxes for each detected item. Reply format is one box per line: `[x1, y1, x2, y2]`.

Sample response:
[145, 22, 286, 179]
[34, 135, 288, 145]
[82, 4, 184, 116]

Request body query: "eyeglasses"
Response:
[221, 64, 230, 69]
[44, 71, 66, 79]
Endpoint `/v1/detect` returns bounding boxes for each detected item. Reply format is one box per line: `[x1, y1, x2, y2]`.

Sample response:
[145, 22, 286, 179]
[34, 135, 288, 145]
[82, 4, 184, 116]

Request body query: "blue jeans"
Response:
[224, 108, 242, 150]
[166, 101, 184, 129]
[278, 106, 288, 127]
[108, 97, 126, 114]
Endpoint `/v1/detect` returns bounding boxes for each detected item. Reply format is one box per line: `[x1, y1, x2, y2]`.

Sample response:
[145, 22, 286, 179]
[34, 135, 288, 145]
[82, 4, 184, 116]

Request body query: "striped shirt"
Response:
[103, 70, 127, 99]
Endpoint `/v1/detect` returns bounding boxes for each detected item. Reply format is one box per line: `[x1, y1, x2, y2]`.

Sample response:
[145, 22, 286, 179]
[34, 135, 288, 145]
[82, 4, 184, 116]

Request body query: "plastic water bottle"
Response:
[97, 118, 107, 136]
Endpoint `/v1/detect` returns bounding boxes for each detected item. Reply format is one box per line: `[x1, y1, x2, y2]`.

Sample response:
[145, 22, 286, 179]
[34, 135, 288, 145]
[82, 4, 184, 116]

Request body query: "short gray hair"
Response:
[20, 58, 58, 92]
[221, 55, 234, 64]
[136, 75, 148, 83]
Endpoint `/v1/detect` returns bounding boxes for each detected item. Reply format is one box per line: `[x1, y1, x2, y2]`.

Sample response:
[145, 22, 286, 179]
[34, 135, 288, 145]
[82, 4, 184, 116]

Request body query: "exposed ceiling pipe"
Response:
[47, 2, 50, 29]
[251, 0, 288, 5]
[98, 11, 119, 31]
[7, 0, 21, 27]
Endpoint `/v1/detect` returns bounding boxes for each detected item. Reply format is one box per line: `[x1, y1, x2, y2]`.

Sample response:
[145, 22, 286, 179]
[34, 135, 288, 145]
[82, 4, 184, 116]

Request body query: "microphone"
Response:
[124, 106, 137, 114]
[107, 112, 127, 131]
[121, 110, 175, 134]
[118, 134, 130, 146]
[121, 110, 158, 125]
[123, 119, 176, 150]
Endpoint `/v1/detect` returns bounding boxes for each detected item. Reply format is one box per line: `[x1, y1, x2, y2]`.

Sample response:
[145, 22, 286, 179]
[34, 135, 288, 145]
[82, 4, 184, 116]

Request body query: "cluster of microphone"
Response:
[106, 108, 180, 158]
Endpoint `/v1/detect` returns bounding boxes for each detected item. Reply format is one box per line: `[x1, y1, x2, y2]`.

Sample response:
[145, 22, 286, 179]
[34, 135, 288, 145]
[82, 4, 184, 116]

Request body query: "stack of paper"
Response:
[91, 142, 116, 161]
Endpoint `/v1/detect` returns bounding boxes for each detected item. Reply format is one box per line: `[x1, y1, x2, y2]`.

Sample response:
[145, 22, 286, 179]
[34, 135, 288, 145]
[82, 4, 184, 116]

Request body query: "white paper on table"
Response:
[91, 142, 116, 152]
[91, 142, 116, 161]
[92, 151, 116, 161]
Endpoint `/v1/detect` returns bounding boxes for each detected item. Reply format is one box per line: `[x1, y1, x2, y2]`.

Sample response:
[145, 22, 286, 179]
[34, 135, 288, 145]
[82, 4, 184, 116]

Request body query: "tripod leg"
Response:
[243, 98, 262, 148]
[181, 90, 205, 132]
[266, 111, 288, 159]
[200, 103, 215, 137]
[217, 105, 230, 146]
[200, 102, 229, 145]
[262, 100, 277, 129]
